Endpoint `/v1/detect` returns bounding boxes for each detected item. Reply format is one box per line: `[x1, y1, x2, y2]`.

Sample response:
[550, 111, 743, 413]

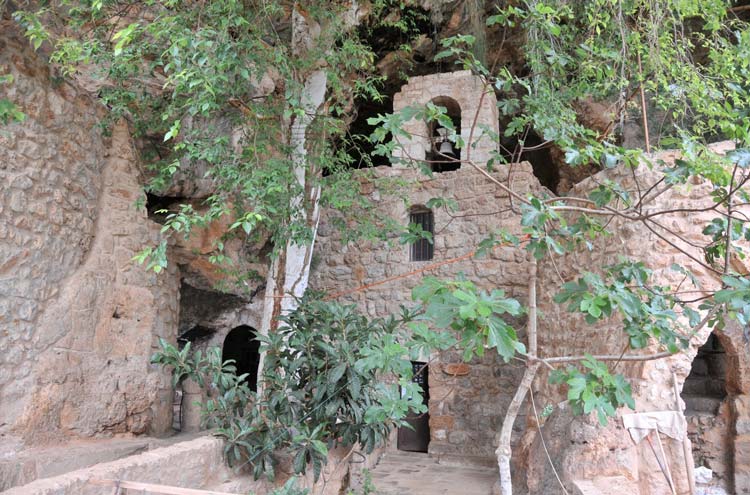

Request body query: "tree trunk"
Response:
[255, 2, 361, 386]
[496, 259, 539, 495]
[257, 67, 327, 376]
[496, 361, 540, 495]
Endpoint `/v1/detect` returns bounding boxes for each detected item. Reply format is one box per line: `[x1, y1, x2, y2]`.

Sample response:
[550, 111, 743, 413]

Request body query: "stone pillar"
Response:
[734, 395, 750, 494]
[181, 378, 204, 433]
[149, 386, 176, 436]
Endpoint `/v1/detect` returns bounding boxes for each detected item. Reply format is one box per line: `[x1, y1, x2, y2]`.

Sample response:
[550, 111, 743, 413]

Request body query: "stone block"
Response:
[735, 395, 750, 435]
[448, 431, 469, 444]
[9, 191, 26, 212]
[11, 175, 33, 190]
[430, 415, 455, 430]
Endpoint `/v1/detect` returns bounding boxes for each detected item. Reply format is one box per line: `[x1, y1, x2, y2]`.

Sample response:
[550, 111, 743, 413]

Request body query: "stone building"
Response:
[312, 70, 537, 463]
[314, 71, 750, 495]
[2, 17, 750, 494]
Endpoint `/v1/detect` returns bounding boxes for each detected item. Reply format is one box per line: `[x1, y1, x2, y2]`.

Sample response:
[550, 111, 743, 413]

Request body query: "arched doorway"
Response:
[222, 325, 261, 392]
[682, 332, 732, 489]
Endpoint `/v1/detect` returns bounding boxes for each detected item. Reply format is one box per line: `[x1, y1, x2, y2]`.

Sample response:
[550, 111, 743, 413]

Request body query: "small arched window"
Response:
[409, 207, 434, 262]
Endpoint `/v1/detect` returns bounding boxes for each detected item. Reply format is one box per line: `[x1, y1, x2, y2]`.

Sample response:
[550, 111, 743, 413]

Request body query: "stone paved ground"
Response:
[356, 451, 498, 495]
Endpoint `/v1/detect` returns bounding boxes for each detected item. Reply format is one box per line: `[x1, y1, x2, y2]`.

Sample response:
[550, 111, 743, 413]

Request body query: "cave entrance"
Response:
[682, 332, 733, 489]
[499, 129, 559, 193]
[222, 325, 261, 392]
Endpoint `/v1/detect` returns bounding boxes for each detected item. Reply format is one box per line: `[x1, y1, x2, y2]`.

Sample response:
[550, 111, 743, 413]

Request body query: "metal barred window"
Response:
[409, 209, 434, 262]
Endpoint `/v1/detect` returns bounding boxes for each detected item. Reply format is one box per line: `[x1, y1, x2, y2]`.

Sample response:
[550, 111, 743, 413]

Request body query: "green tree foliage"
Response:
[0, 74, 25, 125]
[152, 293, 453, 481]
[370, 0, 750, 432]
[10, 0, 397, 280]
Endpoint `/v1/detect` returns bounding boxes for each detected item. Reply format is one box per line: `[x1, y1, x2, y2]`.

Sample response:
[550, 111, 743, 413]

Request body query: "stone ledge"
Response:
[0, 435, 261, 495]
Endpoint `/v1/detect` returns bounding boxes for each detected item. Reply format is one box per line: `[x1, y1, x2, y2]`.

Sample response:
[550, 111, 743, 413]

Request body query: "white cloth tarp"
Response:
[622, 411, 687, 444]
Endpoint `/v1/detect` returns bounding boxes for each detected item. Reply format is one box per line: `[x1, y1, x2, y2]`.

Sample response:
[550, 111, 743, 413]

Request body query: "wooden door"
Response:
[397, 361, 430, 452]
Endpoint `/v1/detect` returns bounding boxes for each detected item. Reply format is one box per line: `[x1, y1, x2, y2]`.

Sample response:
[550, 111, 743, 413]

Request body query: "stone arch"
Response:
[222, 325, 261, 392]
[682, 325, 750, 492]
[391, 71, 499, 166]
[425, 96, 462, 172]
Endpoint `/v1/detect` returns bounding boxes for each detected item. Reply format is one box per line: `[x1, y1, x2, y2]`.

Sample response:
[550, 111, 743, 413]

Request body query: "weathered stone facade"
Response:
[0, 23, 178, 444]
[312, 162, 540, 460]
[312, 71, 541, 461]
[2, 28, 748, 495]
[314, 71, 750, 494]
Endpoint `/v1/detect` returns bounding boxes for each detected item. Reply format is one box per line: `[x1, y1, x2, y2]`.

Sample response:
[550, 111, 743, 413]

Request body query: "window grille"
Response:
[409, 209, 434, 261]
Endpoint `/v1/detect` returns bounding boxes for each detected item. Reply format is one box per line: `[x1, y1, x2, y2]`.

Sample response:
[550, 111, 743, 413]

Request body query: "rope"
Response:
[529, 389, 569, 495]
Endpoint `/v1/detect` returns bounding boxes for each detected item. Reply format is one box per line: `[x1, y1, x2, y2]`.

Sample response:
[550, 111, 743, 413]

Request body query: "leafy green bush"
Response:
[152, 292, 447, 481]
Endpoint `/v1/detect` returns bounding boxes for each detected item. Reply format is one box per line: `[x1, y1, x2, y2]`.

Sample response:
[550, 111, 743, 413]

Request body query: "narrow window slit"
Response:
[410, 208, 434, 261]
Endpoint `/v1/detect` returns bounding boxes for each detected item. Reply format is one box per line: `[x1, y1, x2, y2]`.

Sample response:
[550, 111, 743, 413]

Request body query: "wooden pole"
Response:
[673, 372, 696, 495]
[654, 431, 677, 495]
[637, 52, 651, 153]
[646, 433, 673, 490]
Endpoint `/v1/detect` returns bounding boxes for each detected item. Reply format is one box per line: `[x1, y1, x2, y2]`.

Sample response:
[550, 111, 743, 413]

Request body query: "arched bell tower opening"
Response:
[222, 325, 261, 392]
[425, 96, 461, 173]
[391, 71, 499, 168]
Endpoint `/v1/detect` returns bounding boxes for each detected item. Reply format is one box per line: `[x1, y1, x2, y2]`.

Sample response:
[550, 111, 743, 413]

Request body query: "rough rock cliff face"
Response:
[0, 22, 178, 442]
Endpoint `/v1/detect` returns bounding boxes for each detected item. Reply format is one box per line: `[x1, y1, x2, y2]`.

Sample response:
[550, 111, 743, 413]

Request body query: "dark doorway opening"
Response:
[682, 332, 733, 489]
[398, 361, 430, 453]
[500, 129, 559, 193]
[683, 333, 727, 414]
[222, 325, 261, 392]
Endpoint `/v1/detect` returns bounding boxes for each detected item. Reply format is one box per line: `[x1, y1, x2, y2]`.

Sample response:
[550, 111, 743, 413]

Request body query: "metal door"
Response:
[397, 361, 430, 452]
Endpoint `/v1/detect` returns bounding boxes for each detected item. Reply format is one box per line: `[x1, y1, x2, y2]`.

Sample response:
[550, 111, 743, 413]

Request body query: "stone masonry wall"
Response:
[527, 143, 750, 495]
[1, 23, 104, 434]
[0, 23, 179, 443]
[3, 435, 364, 495]
[314, 137, 749, 492]
[312, 162, 544, 459]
